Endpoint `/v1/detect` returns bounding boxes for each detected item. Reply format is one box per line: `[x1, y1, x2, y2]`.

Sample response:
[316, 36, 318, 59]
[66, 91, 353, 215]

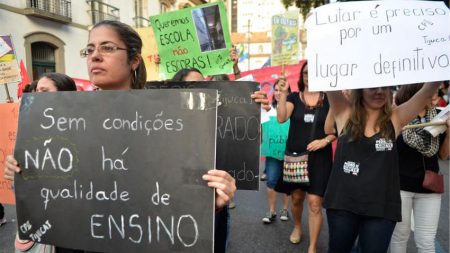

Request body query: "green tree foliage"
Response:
[281, 0, 328, 20]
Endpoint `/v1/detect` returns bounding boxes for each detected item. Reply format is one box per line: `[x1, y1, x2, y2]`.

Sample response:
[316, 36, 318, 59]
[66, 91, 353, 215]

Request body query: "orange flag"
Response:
[0, 102, 19, 204]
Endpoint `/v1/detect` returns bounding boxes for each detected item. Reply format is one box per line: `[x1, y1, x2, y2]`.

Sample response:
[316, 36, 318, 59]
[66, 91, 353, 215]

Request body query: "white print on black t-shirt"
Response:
[343, 161, 360, 176]
[375, 138, 393, 151]
[304, 114, 315, 123]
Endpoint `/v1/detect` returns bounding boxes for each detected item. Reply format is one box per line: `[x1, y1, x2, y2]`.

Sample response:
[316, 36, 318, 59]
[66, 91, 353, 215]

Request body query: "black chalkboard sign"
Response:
[14, 90, 218, 253]
[146, 81, 261, 190]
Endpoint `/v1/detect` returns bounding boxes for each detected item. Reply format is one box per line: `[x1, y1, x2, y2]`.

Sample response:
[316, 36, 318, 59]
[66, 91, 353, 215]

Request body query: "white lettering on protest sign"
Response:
[305, 0, 450, 91]
[16, 90, 214, 250]
[30, 108, 198, 245]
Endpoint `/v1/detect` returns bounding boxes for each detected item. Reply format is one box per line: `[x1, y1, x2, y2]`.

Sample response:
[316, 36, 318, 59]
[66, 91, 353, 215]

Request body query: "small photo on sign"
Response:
[192, 5, 226, 52]
[0, 36, 13, 59]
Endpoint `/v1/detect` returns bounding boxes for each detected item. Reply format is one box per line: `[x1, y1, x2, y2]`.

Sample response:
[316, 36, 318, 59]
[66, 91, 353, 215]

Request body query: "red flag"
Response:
[72, 77, 95, 91]
[228, 60, 306, 102]
[17, 60, 30, 98]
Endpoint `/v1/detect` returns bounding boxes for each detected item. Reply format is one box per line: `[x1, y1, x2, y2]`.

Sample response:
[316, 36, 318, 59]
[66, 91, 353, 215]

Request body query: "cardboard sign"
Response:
[261, 116, 290, 161]
[150, 2, 233, 80]
[146, 81, 261, 191]
[271, 12, 299, 66]
[0, 102, 19, 204]
[306, 1, 450, 91]
[0, 35, 21, 84]
[14, 90, 217, 252]
[136, 27, 160, 81]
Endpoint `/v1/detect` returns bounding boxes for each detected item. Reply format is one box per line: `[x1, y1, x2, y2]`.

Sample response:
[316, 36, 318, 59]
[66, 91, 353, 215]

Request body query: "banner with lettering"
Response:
[14, 90, 217, 252]
[306, 0, 450, 91]
[0, 102, 19, 204]
[150, 2, 233, 80]
[0, 35, 21, 84]
[271, 12, 299, 66]
[146, 81, 261, 191]
[261, 115, 290, 161]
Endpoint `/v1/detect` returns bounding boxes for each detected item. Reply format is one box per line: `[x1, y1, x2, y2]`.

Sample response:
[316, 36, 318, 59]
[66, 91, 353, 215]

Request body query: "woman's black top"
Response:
[286, 92, 329, 154]
[397, 134, 441, 193]
[323, 122, 401, 222]
[283, 92, 333, 196]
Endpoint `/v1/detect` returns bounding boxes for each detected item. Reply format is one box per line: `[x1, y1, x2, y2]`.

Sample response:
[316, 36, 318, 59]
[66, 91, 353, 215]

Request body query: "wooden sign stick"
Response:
[403, 121, 447, 130]
[4, 83, 13, 102]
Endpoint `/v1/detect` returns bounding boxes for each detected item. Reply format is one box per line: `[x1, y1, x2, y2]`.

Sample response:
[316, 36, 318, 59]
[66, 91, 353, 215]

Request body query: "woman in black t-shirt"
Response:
[277, 61, 336, 251]
[324, 82, 441, 253]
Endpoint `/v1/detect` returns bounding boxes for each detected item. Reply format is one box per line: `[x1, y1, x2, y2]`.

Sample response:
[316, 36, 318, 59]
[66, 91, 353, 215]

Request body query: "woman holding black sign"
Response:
[5, 20, 269, 253]
[8, 72, 77, 253]
[323, 81, 440, 252]
[277, 60, 335, 252]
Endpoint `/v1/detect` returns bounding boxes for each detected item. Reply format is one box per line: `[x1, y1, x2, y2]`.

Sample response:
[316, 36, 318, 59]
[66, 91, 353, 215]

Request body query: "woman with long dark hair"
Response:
[390, 83, 449, 253]
[277, 61, 335, 252]
[5, 20, 251, 253]
[324, 81, 441, 252]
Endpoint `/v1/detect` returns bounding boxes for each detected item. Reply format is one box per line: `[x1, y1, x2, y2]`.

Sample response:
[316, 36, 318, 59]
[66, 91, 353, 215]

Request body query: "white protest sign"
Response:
[305, 0, 450, 91]
[425, 104, 449, 137]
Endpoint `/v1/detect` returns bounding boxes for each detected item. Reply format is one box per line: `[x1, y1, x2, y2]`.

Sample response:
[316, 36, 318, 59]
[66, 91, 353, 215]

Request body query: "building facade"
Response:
[224, 0, 304, 72]
[0, 0, 207, 102]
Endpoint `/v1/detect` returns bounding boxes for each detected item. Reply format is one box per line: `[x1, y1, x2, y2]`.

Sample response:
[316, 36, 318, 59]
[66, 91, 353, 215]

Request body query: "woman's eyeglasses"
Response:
[80, 43, 127, 58]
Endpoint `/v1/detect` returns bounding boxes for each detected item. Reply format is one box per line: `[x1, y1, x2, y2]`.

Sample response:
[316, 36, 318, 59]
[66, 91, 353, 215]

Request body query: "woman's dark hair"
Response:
[271, 79, 291, 108]
[23, 80, 38, 93]
[210, 74, 230, 81]
[172, 68, 203, 81]
[394, 83, 423, 106]
[92, 20, 147, 89]
[297, 60, 308, 92]
[40, 72, 77, 91]
[443, 80, 449, 89]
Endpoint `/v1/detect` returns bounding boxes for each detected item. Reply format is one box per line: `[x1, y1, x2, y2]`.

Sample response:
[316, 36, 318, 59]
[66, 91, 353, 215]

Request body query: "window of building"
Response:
[24, 32, 65, 80]
[133, 0, 149, 27]
[231, 0, 237, 33]
[160, 2, 169, 13]
[31, 42, 56, 80]
[258, 45, 264, 53]
[25, 0, 72, 23]
[87, 0, 120, 25]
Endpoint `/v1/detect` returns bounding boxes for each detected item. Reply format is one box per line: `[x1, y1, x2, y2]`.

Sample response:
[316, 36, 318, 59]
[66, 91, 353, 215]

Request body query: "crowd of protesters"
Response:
[1, 13, 450, 253]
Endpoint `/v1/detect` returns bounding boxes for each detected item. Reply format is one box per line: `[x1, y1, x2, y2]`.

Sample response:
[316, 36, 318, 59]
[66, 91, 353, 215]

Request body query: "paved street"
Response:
[227, 159, 449, 253]
[1, 160, 448, 253]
